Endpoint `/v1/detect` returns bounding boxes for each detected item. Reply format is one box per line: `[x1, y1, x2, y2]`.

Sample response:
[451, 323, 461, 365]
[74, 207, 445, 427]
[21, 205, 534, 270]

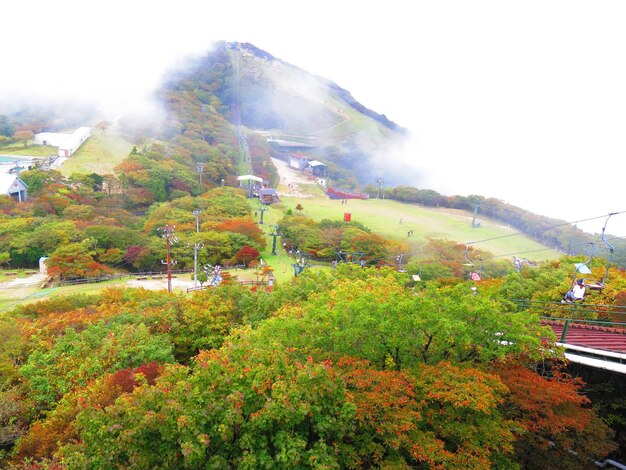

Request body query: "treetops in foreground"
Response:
[0, 265, 619, 468]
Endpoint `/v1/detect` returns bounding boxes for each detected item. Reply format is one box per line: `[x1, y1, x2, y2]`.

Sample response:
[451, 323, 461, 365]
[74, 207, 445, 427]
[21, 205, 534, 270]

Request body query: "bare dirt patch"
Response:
[271, 158, 315, 199]
[126, 276, 196, 291]
[0, 273, 47, 288]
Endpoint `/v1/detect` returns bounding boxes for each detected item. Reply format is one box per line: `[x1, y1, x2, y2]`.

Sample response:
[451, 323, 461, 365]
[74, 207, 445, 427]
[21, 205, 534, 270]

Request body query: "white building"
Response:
[0, 173, 28, 202]
[34, 127, 91, 158]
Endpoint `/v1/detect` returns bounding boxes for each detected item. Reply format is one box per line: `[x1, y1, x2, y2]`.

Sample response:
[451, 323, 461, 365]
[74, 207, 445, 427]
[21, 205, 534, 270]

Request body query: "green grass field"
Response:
[253, 190, 559, 285]
[59, 132, 133, 176]
[273, 196, 559, 260]
[0, 143, 56, 157]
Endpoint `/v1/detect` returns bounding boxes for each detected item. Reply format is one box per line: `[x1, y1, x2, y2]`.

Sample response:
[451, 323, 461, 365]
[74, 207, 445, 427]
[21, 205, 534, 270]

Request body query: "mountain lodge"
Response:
[34, 127, 91, 158]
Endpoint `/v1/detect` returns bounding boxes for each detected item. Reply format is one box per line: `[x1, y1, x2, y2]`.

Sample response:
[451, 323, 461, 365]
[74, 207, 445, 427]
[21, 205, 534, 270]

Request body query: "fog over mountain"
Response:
[2, 0, 625, 235]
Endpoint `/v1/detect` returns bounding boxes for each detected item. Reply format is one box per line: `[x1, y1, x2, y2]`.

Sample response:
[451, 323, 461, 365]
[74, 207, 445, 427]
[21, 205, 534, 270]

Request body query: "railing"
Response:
[40, 266, 267, 289]
[187, 279, 270, 293]
[54, 270, 194, 286]
[541, 317, 626, 342]
[56, 274, 129, 286]
[511, 299, 626, 323]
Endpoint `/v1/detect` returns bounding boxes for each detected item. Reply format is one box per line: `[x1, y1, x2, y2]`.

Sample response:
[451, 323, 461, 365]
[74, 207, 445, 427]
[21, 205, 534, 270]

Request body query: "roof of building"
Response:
[267, 139, 317, 148]
[259, 188, 278, 195]
[237, 175, 263, 182]
[308, 160, 326, 167]
[289, 152, 309, 160]
[35, 127, 91, 150]
[0, 173, 27, 194]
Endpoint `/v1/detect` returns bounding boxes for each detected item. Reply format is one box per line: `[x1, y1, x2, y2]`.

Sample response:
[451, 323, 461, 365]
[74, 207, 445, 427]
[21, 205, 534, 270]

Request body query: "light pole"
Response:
[192, 210, 202, 289]
[376, 177, 384, 199]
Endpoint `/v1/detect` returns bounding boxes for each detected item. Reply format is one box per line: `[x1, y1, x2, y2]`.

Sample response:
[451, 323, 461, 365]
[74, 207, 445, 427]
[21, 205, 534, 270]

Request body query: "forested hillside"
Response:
[2, 41, 623, 265]
[0, 39, 625, 468]
[156, 41, 625, 265]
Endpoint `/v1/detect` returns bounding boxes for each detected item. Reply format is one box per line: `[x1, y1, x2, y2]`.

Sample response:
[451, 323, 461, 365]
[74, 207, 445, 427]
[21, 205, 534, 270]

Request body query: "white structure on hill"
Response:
[34, 127, 91, 158]
[0, 173, 28, 202]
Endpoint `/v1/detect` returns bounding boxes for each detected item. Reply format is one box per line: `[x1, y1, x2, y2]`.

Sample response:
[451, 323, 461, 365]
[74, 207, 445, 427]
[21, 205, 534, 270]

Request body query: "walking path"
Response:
[271, 157, 314, 199]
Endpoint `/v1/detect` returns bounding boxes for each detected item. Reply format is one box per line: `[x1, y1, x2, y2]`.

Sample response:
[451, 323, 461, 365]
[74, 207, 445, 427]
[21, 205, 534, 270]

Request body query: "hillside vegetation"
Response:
[0, 265, 623, 467]
[0, 41, 625, 468]
[58, 131, 133, 177]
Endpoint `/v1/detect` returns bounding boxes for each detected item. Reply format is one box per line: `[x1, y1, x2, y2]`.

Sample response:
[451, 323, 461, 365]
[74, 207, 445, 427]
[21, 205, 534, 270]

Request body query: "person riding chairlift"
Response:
[561, 279, 586, 303]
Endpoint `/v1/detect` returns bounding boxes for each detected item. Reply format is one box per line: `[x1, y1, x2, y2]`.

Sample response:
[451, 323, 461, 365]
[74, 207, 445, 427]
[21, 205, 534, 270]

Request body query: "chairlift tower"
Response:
[376, 177, 384, 199]
[196, 162, 204, 187]
[269, 224, 281, 255]
[258, 203, 268, 225]
[290, 249, 311, 276]
[159, 225, 179, 294]
[471, 203, 481, 228]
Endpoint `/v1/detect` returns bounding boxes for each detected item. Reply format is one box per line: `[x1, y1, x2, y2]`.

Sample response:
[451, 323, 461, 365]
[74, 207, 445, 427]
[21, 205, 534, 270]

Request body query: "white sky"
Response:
[2, 0, 625, 236]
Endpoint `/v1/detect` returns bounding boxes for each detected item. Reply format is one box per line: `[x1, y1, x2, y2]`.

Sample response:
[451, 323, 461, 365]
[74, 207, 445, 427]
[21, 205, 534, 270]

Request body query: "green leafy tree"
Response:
[244, 275, 548, 370]
[19, 322, 174, 409]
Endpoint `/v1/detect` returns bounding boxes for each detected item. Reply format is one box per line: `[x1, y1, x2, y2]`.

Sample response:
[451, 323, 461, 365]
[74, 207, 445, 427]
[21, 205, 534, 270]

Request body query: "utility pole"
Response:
[192, 210, 203, 289]
[376, 177, 384, 199]
[159, 225, 178, 294]
[196, 162, 204, 187]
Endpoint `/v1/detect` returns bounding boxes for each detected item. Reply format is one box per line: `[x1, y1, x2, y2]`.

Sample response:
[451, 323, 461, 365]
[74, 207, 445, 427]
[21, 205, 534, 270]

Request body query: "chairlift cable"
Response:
[479, 233, 626, 262]
[511, 299, 626, 311]
[466, 211, 626, 246]
[510, 300, 626, 317]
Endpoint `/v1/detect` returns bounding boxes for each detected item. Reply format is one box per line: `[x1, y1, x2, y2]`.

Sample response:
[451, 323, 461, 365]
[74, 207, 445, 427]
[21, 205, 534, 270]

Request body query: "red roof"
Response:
[543, 320, 626, 353]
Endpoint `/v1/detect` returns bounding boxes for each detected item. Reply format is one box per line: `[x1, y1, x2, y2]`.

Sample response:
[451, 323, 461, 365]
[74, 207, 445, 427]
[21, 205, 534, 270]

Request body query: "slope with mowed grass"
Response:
[272, 195, 560, 260]
[59, 132, 133, 176]
[0, 143, 57, 157]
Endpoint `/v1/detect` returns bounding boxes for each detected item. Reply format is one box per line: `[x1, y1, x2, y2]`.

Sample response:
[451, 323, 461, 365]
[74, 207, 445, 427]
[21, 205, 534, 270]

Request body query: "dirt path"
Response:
[125, 276, 197, 291]
[0, 273, 47, 289]
[271, 157, 314, 198]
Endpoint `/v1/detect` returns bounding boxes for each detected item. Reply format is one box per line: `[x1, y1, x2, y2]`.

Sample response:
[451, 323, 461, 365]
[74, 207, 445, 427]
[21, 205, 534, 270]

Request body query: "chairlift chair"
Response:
[396, 253, 407, 273]
[463, 245, 483, 281]
[573, 213, 616, 291]
[412, 262, 423, 282]
[462, 245, 475, 267]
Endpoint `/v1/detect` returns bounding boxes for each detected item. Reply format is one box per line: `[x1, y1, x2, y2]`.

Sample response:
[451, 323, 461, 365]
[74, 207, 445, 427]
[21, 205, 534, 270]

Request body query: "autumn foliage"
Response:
[0, 267, 619, 467]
